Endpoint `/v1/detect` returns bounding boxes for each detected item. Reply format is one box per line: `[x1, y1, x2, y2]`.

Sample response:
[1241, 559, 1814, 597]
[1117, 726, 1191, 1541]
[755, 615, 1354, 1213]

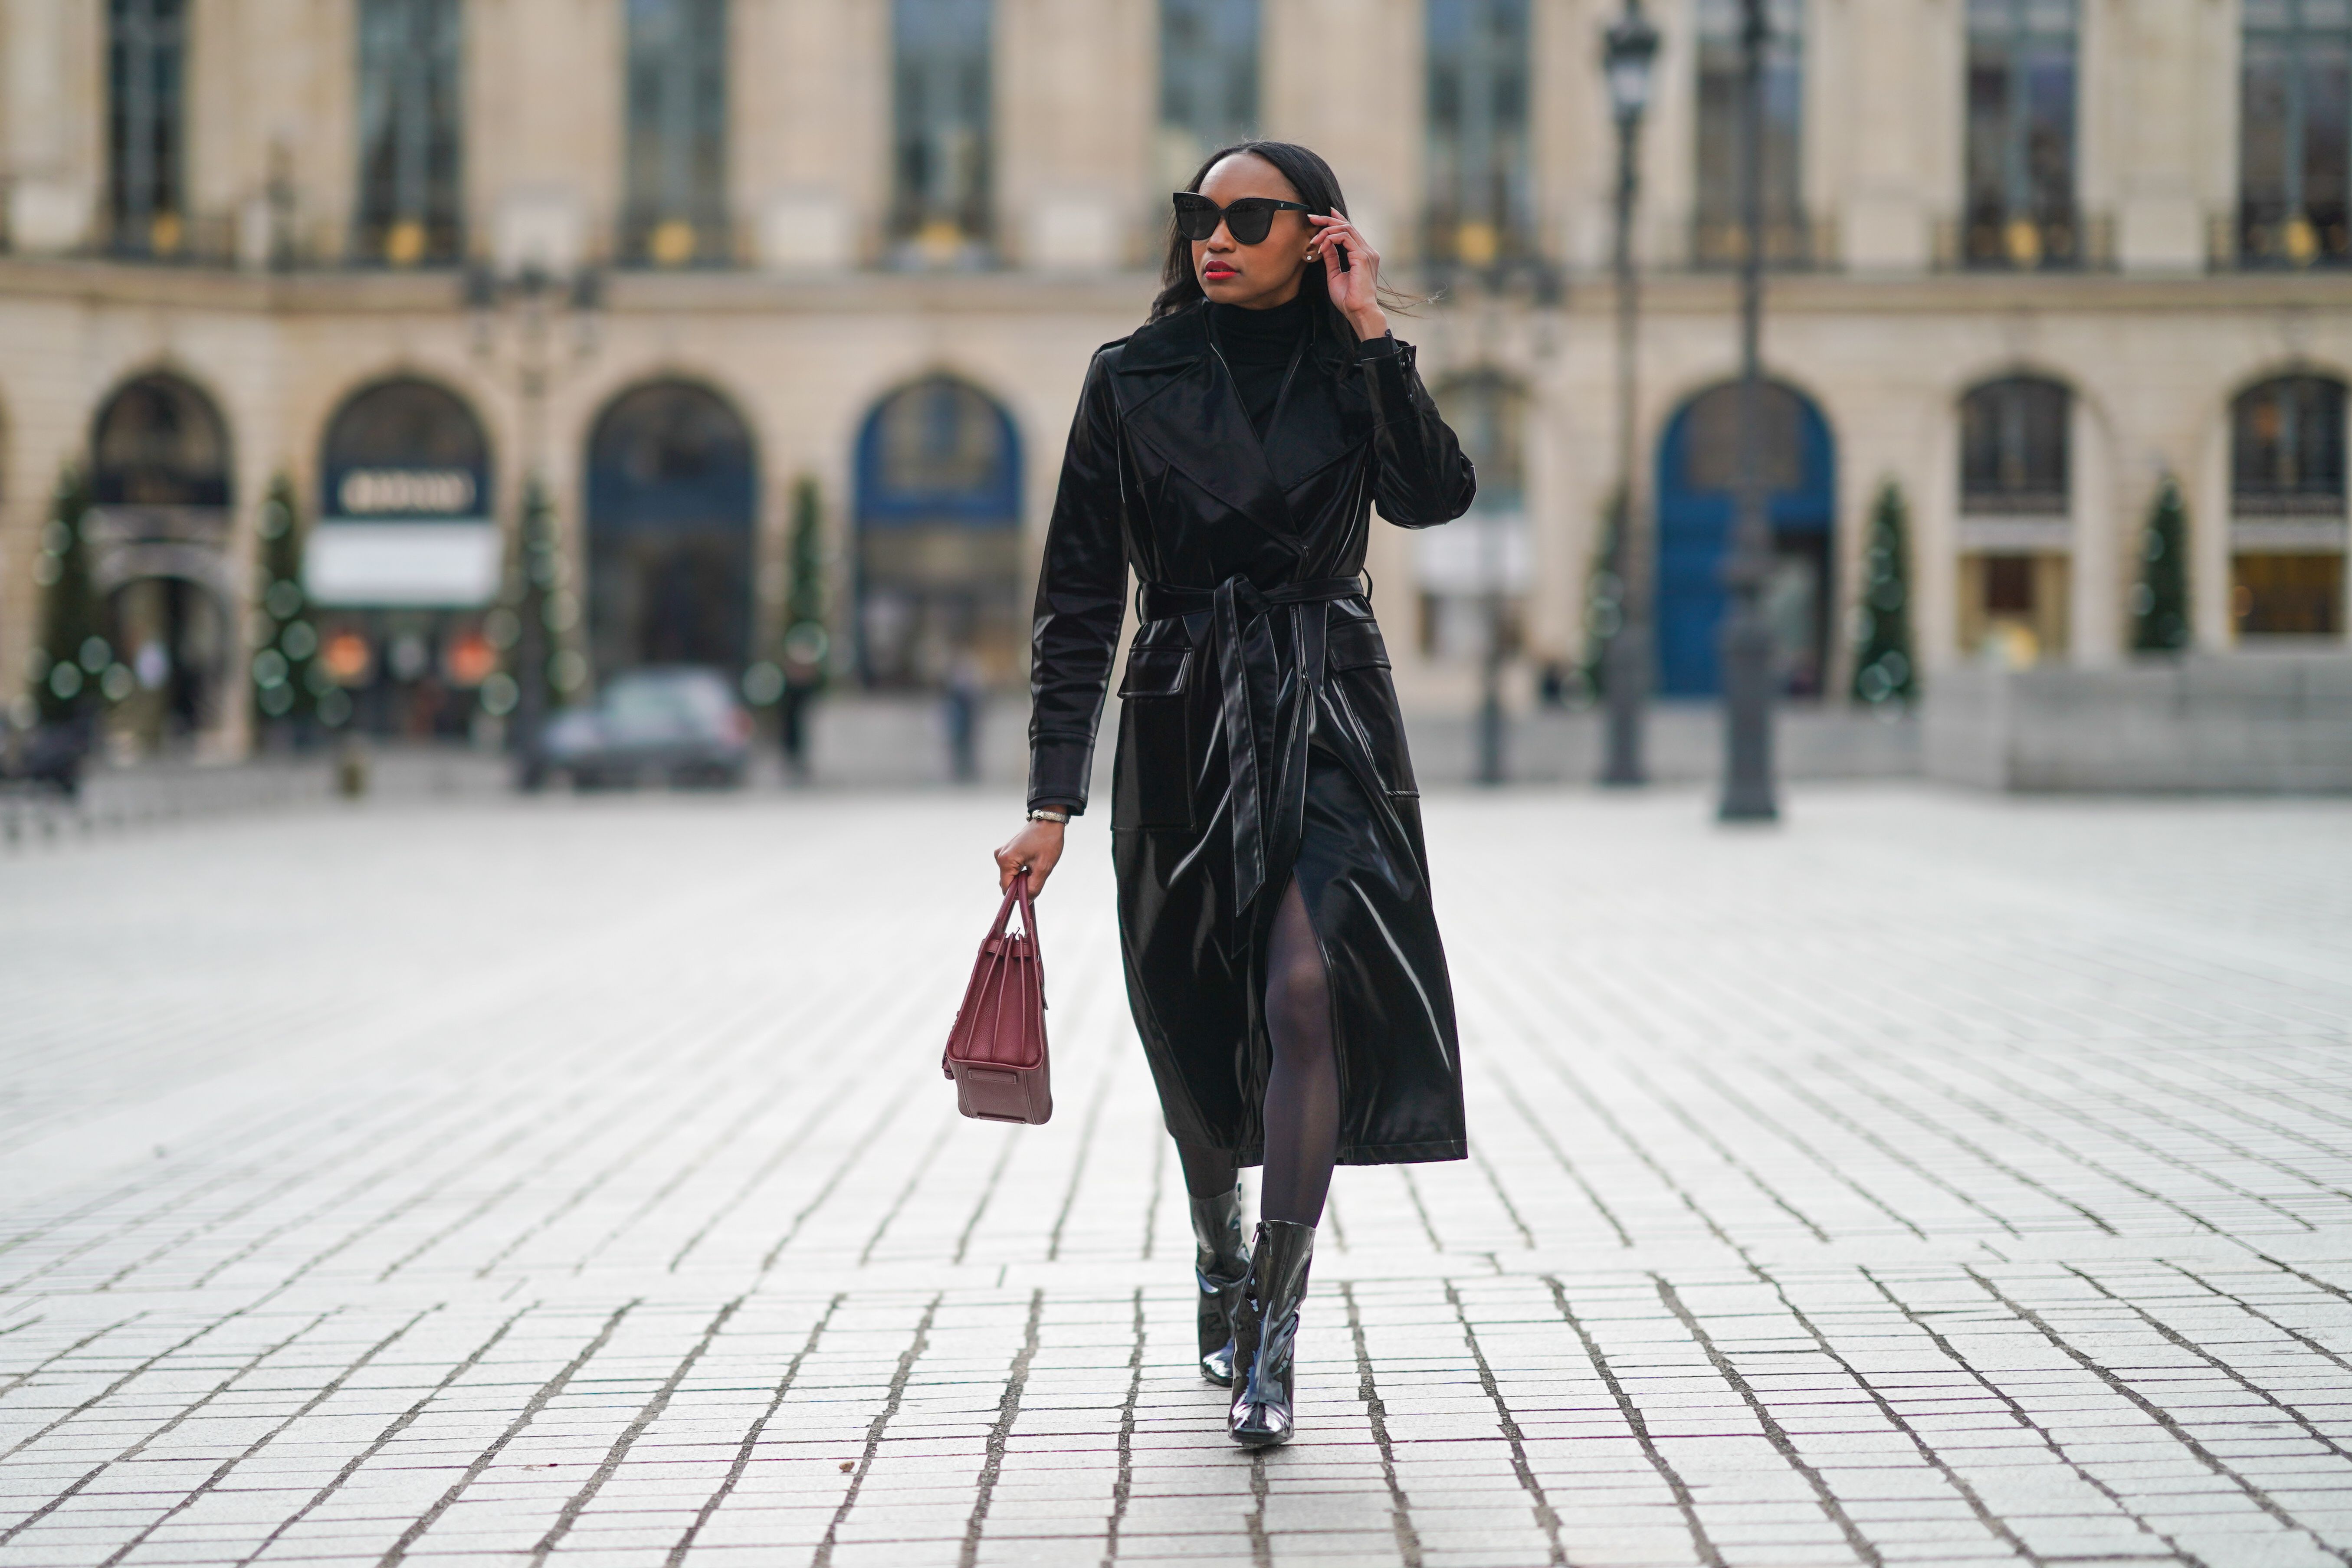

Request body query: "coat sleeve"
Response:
[1361, 336, 1477, 528]
[1027, 348, 1129, 815]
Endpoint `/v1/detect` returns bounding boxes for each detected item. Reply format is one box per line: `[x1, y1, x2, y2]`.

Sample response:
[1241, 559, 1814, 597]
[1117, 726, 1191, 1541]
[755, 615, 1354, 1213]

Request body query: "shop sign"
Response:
[306, 521, 502, 608]
[312, 464, 499, 607]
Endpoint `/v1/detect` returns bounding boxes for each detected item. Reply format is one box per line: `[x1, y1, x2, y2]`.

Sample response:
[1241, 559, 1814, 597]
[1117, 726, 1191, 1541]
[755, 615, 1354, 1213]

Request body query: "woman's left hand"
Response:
[1309, 212, 1387, 342]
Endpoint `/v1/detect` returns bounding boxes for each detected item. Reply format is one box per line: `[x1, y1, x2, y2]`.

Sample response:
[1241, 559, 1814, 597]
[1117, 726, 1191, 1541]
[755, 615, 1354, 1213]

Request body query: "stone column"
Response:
[1837, 0, 1954, 272]
[471, 0, 618, 272]
[997, 0, 1150, 270]
[1262, 0, 1418, 259]
[2109, 0, 2207, 273]
[3, 0, 103, 253]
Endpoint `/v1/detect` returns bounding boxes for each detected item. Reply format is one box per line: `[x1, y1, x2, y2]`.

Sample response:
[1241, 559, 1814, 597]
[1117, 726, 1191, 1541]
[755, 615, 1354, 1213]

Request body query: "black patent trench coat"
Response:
[1028, 299, 1477, 1168]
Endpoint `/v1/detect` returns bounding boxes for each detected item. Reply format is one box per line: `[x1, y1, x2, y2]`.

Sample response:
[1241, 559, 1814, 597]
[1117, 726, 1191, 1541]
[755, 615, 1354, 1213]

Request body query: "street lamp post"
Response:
[466, 262, 598, 789]
[1717, 0, 1779, 821]
[1600, 0, 1659, 787]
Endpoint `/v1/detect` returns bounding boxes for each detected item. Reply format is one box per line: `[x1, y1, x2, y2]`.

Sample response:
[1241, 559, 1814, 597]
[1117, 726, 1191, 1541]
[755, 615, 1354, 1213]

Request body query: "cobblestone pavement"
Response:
[2, 786, 2349, 1568]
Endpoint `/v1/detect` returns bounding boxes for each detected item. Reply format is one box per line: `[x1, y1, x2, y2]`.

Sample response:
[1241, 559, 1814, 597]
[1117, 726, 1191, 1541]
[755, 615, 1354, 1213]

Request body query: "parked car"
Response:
[539, 667, 752, 790]
[0, 719, 87, 797]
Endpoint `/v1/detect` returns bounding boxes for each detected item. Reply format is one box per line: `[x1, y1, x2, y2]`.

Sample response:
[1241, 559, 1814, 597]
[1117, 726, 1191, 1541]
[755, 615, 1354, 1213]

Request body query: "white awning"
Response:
[305, 521, 503, 607]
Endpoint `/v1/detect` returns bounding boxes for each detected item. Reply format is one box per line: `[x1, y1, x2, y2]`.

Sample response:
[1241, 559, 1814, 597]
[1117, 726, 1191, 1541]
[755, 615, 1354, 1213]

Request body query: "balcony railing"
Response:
[617, 209, 740, 269]
[1957, 206, 2109, 271]
[2236, 205, 2352, 269]
[1689, 213, 1824, 270]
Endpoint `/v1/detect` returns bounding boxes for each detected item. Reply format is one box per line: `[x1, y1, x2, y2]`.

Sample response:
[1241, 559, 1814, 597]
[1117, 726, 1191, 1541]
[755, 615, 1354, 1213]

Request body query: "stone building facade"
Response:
[0, 0, 2346, 757]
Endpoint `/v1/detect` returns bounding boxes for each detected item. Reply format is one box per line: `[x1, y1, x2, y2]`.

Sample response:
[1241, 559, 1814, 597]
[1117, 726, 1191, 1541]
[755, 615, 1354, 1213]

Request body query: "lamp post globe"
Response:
[1604, 6, 1660, 123]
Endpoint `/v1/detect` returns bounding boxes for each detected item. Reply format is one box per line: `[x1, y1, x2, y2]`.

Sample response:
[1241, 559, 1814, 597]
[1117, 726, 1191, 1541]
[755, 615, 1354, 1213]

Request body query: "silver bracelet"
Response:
[1027, 807, 1071, 824]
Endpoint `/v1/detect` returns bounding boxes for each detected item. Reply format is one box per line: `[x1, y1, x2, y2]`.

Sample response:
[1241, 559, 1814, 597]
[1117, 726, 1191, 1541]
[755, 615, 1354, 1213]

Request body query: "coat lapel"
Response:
[1265, 307, 1373, 495]
[1109, 305, 1290, 541]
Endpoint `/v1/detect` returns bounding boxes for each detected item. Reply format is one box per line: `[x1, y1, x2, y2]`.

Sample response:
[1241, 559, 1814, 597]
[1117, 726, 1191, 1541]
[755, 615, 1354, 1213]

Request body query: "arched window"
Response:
[308, 379, 500, 735]
[92, 374, 229, 508]
[1426, 0, 1532, 270]
[357, 0, 464, 265]
[587, 382, 760, 676]
[1418, 373, 1529, 661]
[2232, 375, 2347, 513]
[855, 375, 1022, 685]
[108, 0, 187, 257]
[2230, 375, 2347, 640]
[1158, 0, 1259, 190]
[2240, 1, 2351, 267]
[625, 0, 729, 266]
[1694, 0, 1805, 266]
[892, 0, 993, 265]
[1965, 0, 2079, 269]
[1960, 377, 2070, 513]
[321, 380, 492, 515]
[87, 373, 236, 742]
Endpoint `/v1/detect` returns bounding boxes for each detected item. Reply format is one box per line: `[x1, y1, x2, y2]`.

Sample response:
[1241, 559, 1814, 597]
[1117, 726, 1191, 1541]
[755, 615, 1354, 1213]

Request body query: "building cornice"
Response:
[3, 255, 2351, 320]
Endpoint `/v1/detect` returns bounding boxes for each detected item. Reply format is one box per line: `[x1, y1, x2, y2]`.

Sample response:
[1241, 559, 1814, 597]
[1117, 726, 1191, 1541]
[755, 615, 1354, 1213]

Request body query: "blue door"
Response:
[1653, 380, 1836, 697]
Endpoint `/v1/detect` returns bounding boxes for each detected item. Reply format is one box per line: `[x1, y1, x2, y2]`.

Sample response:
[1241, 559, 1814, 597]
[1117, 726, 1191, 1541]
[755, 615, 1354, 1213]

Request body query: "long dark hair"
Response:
[1148, 140, 1414, 332]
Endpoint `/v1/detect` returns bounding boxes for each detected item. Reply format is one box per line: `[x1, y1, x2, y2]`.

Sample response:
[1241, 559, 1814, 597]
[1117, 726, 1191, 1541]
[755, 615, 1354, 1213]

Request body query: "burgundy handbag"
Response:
[943, 871, 1052, 1124]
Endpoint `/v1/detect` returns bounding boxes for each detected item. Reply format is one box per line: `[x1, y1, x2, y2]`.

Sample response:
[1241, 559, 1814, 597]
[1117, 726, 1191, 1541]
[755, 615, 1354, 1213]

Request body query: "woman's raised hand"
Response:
[1308, 211, 1387, 342]
[994, 818, 1066, 895]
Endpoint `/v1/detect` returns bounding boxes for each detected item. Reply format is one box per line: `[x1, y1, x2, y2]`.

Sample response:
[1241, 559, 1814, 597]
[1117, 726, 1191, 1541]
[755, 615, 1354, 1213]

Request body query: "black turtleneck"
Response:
[1209, 293, 1310, 440]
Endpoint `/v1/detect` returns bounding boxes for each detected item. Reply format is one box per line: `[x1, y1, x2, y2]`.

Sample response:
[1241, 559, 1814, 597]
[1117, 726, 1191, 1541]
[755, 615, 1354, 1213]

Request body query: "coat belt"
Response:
[1137, 574, 1364, 930]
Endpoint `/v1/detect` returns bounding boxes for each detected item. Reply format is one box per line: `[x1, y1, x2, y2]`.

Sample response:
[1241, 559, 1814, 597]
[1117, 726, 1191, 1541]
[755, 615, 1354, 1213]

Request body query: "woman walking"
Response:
[994, 141, 1474, 1448]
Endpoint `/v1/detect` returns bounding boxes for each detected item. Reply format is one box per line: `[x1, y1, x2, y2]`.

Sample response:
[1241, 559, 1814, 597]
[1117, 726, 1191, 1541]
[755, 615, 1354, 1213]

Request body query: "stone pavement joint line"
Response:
[0, 790, 2349, 1567]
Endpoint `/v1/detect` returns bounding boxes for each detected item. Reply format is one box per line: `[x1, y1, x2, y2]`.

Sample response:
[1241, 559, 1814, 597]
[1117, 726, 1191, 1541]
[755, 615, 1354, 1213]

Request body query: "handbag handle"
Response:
[987, 870, 1043, 986]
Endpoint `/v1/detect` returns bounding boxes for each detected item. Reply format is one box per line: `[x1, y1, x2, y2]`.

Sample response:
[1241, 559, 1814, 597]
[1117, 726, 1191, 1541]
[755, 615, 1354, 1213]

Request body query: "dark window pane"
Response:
[1693, 0, 1805, 266]
[92, 374, 232, 508]
[1963, 0, 2077, 269]
[1984, 555, 2036, 614]
[1961, 378, 2070, 510]
[1158, 0, 1258, 190]
[1426, 0, 1531, 267]
[2232, 376, 2349, 510]
[625, 0, 730, 265]
[893, 0, 993, 262]
[108, 0, 187, 256]
[2240, 0, 2352, 266]
[357, 0, 464, 265]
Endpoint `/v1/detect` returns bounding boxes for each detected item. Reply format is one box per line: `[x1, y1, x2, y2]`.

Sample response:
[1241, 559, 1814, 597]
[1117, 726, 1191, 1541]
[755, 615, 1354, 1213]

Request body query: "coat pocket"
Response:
[1325, 618, 1419, 798]
[1114, 645, 1195, 830]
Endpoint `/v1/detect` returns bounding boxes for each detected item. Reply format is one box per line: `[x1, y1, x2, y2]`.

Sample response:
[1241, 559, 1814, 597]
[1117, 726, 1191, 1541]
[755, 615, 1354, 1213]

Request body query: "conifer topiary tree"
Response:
[2131, 475, 2191, 654]
[1851, 480, 1917, 707]
[776, 475, 829, 779]
[250, 474, 319, 732]
[30, 464, 104, 728]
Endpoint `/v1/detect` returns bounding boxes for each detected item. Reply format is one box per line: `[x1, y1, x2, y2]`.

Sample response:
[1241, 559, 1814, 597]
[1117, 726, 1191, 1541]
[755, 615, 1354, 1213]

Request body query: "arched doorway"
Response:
[87, 372, 235, 748]
[586, 381, 758, 681]
[854, 375, 1022, 685]
[311, 377, 499, 738]
[1653, 380, 1836, 697]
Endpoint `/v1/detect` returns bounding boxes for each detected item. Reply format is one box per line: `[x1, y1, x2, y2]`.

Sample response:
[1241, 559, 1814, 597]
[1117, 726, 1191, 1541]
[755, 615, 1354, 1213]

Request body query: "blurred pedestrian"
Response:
[994, 141, 1475, 1449]
[943, 650, 981, 783]
[778, 622, 827, 785]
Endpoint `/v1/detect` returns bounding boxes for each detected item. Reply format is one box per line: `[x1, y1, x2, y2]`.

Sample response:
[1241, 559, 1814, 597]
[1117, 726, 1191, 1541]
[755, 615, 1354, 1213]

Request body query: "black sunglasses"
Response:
[1172, 192, 1312, 246]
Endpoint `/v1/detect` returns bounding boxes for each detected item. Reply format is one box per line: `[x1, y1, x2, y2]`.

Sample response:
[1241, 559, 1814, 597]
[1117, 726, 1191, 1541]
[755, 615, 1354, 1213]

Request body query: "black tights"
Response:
[1176, 879, 1340, 1227]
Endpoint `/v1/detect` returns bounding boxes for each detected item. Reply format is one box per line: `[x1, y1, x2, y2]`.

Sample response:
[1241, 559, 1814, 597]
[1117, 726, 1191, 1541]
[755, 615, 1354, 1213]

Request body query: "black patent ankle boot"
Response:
[1191, 1187, 1251, 1386]
[1228, 1220, 1314, 1447]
